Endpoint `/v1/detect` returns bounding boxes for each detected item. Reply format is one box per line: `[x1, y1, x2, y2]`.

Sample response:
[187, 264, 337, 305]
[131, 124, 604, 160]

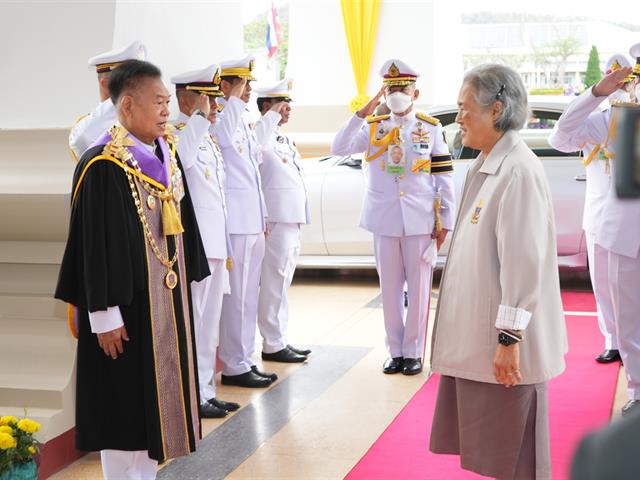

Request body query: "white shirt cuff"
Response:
[89, 306, 124, 334]
[495, 304, 532, 330]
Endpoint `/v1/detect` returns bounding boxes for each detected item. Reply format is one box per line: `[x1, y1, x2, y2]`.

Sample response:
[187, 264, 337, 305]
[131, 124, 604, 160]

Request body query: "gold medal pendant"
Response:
[165, 269, 178, 289]
[147, 195, 156, 210]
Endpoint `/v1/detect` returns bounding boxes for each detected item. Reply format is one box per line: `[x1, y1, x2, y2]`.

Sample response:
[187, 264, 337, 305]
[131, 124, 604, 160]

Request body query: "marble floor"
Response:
[50, 272, 627, 480]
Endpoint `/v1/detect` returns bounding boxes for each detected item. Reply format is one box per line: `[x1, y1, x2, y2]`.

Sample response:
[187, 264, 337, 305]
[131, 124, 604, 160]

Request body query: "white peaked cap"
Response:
[254, 78, 293, 99]
[218, 54, 257, 81]
[379, 59, 420, 86]
[88, 40, 147, 73]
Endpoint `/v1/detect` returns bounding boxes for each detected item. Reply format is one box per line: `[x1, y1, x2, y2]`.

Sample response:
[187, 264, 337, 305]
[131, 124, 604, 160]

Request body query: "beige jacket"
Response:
[431, 130, 567, 385]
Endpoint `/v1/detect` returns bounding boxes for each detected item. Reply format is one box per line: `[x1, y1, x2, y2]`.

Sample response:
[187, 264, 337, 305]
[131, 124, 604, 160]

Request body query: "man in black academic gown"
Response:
[55, 60, 209, 480]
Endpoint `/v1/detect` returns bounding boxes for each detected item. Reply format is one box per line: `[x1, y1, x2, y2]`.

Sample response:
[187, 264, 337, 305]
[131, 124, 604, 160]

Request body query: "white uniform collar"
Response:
[390, 111, 413, 124]
[176, 111, 190, 124]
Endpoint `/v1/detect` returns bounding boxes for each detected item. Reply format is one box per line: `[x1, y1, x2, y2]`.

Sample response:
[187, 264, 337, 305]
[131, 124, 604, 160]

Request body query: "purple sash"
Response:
[93, 128, 170, 187]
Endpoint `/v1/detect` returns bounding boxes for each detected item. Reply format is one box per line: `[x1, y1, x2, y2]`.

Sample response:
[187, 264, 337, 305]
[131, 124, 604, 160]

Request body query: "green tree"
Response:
[584, 45, 602, 88]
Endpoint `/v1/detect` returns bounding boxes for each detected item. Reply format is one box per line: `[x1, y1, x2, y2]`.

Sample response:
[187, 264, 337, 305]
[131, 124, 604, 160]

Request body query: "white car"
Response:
[298, 99, 588, 270]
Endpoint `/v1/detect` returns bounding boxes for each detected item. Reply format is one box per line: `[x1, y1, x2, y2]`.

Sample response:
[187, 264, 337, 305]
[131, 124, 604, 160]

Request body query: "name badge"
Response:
[387, 145, 406, 175]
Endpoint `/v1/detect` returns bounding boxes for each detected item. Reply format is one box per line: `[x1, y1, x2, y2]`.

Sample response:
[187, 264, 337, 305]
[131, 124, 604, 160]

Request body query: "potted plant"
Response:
[0, 415, 40, 480]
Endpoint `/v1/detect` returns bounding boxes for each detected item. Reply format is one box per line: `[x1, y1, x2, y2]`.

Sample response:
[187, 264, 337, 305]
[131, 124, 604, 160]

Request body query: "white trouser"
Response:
[257, 222, 301, 354]
[586, 232, 618, 350]
[374, 234, 434, 359]
[101, 450, 157, 480]
[609, 250, 640, 400]
[191, 258, 229, 402]
[219, 233, 265, 376]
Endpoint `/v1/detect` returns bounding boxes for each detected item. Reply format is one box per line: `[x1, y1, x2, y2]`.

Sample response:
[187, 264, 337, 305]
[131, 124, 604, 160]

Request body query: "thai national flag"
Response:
[266, 1, 282, 58]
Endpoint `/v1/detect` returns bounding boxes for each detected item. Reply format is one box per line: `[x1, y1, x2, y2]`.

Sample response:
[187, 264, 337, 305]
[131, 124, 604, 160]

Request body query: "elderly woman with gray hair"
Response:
[429, 64, 567, 479]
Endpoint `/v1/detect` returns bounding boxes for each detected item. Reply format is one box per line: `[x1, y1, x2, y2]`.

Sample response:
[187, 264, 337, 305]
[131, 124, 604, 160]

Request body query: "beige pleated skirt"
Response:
[429, 375, 551, 480]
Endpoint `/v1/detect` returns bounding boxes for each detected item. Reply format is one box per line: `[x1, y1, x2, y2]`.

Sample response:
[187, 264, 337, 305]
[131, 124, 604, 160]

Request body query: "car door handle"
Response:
[574, 174, 586, 182]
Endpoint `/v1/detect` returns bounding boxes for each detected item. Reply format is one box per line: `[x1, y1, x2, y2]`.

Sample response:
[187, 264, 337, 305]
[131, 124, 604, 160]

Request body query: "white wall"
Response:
[0, 1, 244, 129]
[0, 0, 116, 129]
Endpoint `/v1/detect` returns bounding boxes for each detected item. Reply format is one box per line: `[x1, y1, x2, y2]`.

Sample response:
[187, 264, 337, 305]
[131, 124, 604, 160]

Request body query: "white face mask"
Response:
[385, 92, 413, 114]
[609, 89, 631, 105]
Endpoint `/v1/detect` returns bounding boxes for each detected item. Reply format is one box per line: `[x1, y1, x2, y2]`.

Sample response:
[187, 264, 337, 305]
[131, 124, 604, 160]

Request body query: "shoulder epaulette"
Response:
[416, 112, 440, 126]
[366, 114, 390, 124]
[174, 123, 186, 130]
[72, 113, 89, 127]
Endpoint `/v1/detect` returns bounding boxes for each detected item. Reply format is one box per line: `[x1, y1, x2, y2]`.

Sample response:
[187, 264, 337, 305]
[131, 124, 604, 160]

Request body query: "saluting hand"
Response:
[97, 326, 130, 360]
[270, 101, 287, 114]
[356, 87, 385, 119]
[230, 78, 248, 99]
[592, 66, 633, 97]
[193, 94, 211, 117]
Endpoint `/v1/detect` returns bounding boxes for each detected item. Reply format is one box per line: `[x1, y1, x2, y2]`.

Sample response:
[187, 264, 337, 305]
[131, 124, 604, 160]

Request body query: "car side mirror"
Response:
[342, 157, 362, 169]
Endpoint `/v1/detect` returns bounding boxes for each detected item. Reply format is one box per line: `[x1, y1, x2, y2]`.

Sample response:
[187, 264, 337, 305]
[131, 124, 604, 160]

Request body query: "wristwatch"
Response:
[193, 109, 206, 119]
[498, 331, 520, 346]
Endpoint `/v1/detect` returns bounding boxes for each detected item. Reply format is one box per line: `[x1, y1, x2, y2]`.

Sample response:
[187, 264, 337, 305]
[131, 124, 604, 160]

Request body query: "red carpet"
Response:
[346, 292, 619, 480]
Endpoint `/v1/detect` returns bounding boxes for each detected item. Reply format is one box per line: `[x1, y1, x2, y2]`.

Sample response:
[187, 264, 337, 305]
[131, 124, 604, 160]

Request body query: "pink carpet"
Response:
[346, 291, 619, 480]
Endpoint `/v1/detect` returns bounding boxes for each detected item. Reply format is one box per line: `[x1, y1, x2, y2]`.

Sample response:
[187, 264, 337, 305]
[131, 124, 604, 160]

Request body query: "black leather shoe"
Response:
[251, 365, 278, 382]
[383, 357, 404, 374]
[595, 349, 621, 363]
[622, 399, 640, 417]
[402, 358, 423, 376]
[288, 344, 312, 356]
[199, 402, 227, 418]
[221, 370, 272, 388]
[209, 397, 240, 412]
[262, 346, 307, 363]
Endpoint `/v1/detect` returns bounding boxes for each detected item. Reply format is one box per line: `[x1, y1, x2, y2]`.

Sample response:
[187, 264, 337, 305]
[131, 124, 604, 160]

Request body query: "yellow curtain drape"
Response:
[340, 0, 381, 113]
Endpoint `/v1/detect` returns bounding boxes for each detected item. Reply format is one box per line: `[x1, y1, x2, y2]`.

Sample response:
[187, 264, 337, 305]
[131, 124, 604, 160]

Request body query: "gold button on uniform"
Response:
[399, 191, 405, 197]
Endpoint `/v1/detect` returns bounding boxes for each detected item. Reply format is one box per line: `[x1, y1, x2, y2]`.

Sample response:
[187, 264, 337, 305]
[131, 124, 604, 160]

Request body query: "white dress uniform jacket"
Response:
[211, 97, 277, 234]
[175, 112, 229, 260]
[257, 117, 311, 224]
[332, 111, 456, 236]
[69, 99, 117, 161]
[549, 88, 640, 258]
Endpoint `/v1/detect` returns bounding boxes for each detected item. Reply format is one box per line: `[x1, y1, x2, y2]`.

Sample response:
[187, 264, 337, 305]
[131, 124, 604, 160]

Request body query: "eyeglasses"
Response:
[496, 84, 506, 100]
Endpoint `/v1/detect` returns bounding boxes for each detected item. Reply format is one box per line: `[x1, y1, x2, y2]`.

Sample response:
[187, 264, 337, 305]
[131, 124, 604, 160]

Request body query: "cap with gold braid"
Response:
[88, 40, 147, 74]
[605, 54, 635, 83]
[219, 54, 257, 81]
[254, 77, 293, 101]
[170, 64, 222, 97]
[629, 42, 640, 76]
[379, 59, 420, 87]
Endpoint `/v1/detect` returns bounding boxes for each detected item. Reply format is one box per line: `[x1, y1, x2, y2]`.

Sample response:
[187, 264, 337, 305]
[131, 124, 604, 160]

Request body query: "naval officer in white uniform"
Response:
[550, 55, 634, 364]
[213, 55, 282, 387]
[549, 43, 640, 416]
[69, 40, 146, 161]
[171, 64, 240, 418]
[254, 79, 311, 363]
[332, 59, 456, 376]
